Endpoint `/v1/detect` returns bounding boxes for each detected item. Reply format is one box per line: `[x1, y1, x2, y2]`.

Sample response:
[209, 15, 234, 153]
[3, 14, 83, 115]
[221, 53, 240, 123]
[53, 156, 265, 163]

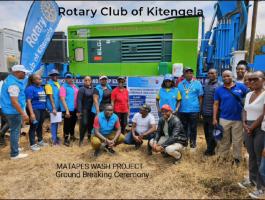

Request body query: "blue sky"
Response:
[0, 1, 264, 38]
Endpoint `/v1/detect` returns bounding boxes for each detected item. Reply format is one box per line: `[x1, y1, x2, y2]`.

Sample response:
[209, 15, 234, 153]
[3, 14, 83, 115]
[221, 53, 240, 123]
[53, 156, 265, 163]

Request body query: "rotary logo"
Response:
[41, 1, 57, 23]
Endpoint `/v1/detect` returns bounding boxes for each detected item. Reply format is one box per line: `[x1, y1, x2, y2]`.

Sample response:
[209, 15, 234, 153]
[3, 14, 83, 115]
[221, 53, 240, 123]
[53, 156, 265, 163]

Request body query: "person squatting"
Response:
[0, 61, 264, 198]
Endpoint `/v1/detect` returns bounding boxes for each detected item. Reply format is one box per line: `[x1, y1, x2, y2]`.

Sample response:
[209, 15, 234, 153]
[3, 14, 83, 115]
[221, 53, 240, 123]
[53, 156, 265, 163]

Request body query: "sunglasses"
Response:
[248, 77, 260, 82]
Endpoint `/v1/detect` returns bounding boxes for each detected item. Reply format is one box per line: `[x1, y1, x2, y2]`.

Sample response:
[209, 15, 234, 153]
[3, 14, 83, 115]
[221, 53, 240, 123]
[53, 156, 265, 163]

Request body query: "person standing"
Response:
[237, 71, 265, 198]
[0, 74, 9, 147]
[25, 74, 48, 151]
[111, 76, 129, 135]
[202, 69, 221, 156]
[213, 70, 248, 165]
[92, 76, 112, 114]
[0, 65, 29, 159]
[156, 74, 181, 116]
[45, 69, 61, 145]
[60, 72, 79, 146]
[236, 60, 248, 83]
[77, 76, 95, 145]
[178, 67, 203, 150]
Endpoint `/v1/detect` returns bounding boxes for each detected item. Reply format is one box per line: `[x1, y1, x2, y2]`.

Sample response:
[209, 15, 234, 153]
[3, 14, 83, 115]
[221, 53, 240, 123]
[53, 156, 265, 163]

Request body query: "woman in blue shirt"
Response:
[25, 74, 48, 151]
[156, 74, 181, 117]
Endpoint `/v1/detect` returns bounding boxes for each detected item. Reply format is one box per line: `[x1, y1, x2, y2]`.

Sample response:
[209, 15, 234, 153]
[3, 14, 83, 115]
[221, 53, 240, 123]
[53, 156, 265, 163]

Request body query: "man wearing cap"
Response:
[91, 104, 125, 157]
[45, 69, 61, 145]
[111, 76, 129, 135]
[178, 67, 203, 151]
[150, 104, 187, 164]
[0, 65, 29, 159]
[92, 76, 112, 114]
[124, 104, 156, 155]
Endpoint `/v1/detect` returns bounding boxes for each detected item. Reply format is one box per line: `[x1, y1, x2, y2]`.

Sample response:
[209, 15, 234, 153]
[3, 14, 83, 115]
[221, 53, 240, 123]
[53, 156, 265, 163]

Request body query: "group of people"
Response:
[0, 61, 264, 198]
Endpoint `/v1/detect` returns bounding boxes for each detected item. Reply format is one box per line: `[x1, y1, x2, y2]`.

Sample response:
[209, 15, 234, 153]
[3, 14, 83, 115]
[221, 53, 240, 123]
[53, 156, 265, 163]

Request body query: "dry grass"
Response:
[0, 121, 251, 199]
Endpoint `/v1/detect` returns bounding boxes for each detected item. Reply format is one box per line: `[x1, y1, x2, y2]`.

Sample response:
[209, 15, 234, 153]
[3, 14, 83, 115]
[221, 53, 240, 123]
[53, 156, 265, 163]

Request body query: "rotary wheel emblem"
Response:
[41, 1, 57, 23]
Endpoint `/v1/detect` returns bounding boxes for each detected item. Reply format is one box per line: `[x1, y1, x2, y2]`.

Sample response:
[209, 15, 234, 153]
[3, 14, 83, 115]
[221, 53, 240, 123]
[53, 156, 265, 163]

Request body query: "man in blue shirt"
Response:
[91, 104, 125, 157]
[0, 65, 29, 159]
[213, 70, 248, 165]
[178, 67, 203, 151]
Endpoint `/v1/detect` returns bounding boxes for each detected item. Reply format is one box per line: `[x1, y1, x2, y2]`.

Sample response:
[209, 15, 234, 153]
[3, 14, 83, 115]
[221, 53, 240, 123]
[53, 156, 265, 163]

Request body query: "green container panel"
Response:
[68, 17, 200, 76]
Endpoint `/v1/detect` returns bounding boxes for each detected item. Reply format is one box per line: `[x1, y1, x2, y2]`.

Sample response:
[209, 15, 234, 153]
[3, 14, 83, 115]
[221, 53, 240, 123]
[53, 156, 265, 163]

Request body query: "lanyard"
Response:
[183, 80, 194, 95]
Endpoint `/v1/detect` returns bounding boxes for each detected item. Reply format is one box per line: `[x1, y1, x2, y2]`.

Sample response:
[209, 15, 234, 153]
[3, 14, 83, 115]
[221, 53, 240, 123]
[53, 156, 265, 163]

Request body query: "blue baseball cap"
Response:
[65, 73, 73, 78]
[213, 124, 224, 141]
[48, 69, 59, 76]
[164, 74, 173, 81]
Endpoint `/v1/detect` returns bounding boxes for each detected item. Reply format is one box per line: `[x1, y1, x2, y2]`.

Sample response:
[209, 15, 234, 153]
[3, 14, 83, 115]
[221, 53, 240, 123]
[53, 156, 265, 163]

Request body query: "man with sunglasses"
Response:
[150, 104, 187, 164]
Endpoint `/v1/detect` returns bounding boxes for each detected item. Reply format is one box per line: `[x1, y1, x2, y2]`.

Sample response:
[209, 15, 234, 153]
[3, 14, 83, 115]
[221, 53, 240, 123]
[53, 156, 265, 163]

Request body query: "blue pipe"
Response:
[232, 0, 248, 50]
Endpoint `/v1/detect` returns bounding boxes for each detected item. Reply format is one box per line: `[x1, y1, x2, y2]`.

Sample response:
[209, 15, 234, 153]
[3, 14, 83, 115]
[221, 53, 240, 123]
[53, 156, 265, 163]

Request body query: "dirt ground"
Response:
[0, 121, 253, 199]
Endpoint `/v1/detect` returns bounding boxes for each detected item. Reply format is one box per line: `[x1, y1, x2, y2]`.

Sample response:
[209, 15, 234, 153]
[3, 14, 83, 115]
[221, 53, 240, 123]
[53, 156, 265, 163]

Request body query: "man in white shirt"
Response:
[124, 104, 156, 155]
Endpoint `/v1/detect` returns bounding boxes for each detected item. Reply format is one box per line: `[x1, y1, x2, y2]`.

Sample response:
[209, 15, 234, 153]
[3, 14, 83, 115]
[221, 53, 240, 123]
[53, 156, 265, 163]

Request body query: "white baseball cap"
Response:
[11, 65, 29, 73]
[99, 75, 108, 80]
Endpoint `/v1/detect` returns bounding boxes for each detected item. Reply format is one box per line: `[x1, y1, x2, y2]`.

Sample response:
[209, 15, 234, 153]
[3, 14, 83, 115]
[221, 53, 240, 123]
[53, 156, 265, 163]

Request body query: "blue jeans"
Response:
[260, 155, 265, 183]
[179, 112, 199, 148]
[51, 123, 59, 143]
[124, 131, 154, 145]
[5, 114, 22, 157]
[28, 109, 45, 146]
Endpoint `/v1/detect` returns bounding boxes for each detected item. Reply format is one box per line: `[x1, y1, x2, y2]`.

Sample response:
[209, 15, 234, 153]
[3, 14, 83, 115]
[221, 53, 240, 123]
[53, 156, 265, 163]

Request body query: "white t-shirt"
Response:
[132, 112, 156, 135]
[244, 91, 265, 121]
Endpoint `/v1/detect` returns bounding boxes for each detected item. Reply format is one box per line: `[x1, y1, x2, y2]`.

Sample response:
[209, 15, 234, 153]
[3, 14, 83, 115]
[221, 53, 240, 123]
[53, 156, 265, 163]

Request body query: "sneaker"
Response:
[104, 145, 116, 154]
[232, 158, 240, 167]
[11, 153, 28, 160]
[204, 150, 215, 156]
[31, 144, 40, 151]
[64, 139, 70, 147]
[238, 178, 256, 189]
[147, 144, 152, 155]
[190, 147, 197, 153]
[70, 136, 77, 142]
[173, 159, 181, 165]
[94, 149, 100, 157]
[0, 134, 5, 147]
[38, 140, 49, 147]
[135, 143, 142, 150]
[249, 189, 265, 199]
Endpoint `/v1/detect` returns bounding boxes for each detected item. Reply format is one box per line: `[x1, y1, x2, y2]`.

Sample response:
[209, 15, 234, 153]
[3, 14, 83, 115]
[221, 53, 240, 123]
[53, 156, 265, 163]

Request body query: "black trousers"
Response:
[28, 109, 46, 146]
[115, 112, 128, 134]
[0, 108, 9, 136]
[202, 115, 216, 154]
[63, 110, 77, 140]
[244, 121, 265, 189]
[79, 110, 95, 142]
[179, 112, 198, 148]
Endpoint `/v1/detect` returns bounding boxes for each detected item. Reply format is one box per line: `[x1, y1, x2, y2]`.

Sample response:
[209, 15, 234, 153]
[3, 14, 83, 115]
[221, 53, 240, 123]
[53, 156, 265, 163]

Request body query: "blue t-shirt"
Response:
[178, 79, 204, 113]
[25, 85, 46, 110]
[214, 82, 248, 121]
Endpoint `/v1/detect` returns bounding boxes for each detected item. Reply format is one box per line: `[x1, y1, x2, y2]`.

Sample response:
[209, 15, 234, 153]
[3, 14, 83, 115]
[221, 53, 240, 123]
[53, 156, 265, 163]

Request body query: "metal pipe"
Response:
[232, 0, 248, 50]
[249, 0, 259, 63]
